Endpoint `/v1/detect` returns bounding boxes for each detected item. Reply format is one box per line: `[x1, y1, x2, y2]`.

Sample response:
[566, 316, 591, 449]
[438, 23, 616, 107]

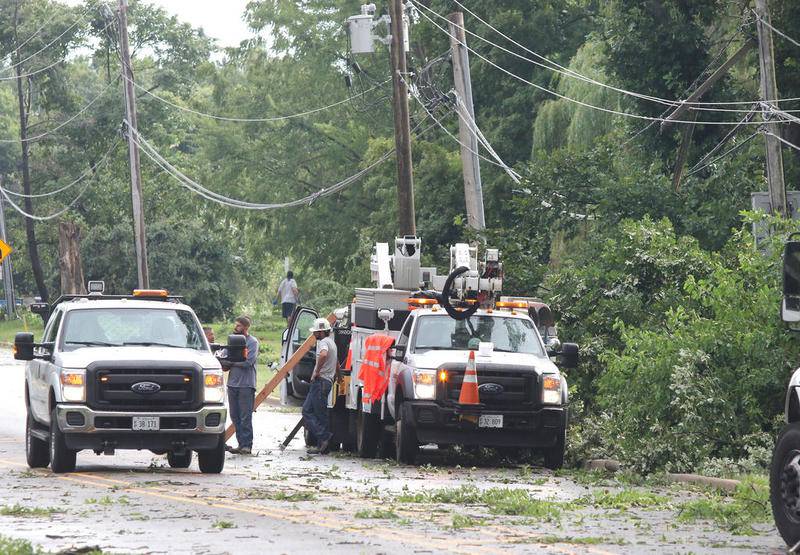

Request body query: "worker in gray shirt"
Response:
[303, 318, 338, 454]
[222, 316, 259, 455]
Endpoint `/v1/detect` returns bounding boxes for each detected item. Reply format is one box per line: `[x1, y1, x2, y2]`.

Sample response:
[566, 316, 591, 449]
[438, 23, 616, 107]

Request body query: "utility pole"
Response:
[447, 12, 485, 230]
[755, 0, 787, 217]
[389, 0, 416, 236]
[0, 197, 16, 319]
[118, 0, 150, 287]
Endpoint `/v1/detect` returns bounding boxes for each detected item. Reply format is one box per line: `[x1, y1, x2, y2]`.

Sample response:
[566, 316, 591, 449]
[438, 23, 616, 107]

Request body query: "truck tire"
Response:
[356, 406, 380, 458]
[198, 434, 225, 474]
[395, 404, 418, 464]
[49, 408, 76, 473]
[771, 421, 800, 546]
[26, 412, 49, 468]
[379, 427, 396, 459]
[167, 450, 193, 469]
[543, 426, 566, 470]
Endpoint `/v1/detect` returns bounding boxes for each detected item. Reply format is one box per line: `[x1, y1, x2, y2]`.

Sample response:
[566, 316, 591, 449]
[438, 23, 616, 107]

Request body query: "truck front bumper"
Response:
[404, 401, 567, 448]
[56, 405, 226, 451]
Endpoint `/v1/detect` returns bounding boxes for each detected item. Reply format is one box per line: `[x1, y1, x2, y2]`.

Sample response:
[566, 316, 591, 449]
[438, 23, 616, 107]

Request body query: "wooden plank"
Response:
[224, 312, 335, 441]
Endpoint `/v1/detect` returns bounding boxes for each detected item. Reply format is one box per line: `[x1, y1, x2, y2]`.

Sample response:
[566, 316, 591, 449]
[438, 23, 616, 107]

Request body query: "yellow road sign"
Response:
[0, 239, 12, 264]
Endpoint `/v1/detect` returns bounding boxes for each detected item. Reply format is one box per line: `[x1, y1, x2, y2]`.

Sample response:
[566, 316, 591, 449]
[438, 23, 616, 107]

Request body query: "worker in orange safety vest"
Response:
[360, 334, 396, 412]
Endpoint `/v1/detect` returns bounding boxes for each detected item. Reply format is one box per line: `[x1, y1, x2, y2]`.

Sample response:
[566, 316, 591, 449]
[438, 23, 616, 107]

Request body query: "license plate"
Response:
[478, 414, 503, 428]
[132, 416, 160, 431]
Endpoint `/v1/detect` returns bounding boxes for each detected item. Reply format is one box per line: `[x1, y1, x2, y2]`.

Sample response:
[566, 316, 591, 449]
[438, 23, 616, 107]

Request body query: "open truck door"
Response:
[279, 306, 319, 405]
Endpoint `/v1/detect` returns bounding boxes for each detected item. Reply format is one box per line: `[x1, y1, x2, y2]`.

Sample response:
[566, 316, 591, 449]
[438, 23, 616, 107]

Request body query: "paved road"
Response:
[0, 350, 786, 554]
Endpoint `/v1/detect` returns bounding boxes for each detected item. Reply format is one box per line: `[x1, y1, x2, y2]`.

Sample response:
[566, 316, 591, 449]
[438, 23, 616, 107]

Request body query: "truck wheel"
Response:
[26, 412, 49, 468]
[356, 406, 379, 458]
[198, 434, 225, 474]
[378, 427, 396, 459]
[167, 450, 193, 469]
[49, 408, 76, 473]
[395, 404, 418, 464]
[543, 427, 566, 470]
[771, 422, 800, 546]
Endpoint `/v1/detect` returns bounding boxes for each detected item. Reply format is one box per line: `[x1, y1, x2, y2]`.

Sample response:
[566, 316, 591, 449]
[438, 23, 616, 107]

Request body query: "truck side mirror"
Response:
[557, 343, 579, 369]
[783, 236, 800, 329]
[390, 344, 406, 361]
[14, 332, 34, 361]
[225, 334, 247, 363]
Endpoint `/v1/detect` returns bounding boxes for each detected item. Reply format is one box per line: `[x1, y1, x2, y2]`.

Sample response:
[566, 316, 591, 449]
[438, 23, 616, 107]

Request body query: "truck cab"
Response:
[16, 283, 245, 474]
[382, 305, 574, 467]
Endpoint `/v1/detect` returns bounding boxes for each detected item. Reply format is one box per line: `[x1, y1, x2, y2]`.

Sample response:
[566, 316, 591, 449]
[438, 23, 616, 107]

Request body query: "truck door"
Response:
[387, 314, 414, 419]
[33, 309, 62, 422]
[281, 307, 318, 401]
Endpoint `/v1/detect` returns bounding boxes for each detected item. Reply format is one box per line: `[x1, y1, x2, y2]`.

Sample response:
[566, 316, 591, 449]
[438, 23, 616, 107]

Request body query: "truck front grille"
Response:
[88, 367, 201, 412]
[443, 368, 534, 408]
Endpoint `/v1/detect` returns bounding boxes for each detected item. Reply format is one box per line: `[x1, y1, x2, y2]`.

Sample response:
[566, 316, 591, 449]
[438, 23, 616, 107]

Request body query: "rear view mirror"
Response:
[556, 343, 578, 369]
[225, 334, 247, 363]
[391, 344, 406, 361]
[14, 332, 34, 361]
[783, 236, 800, 329]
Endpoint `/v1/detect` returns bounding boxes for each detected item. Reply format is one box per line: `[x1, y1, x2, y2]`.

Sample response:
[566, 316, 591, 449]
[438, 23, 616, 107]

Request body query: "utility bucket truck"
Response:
[772, 233, 800, 544]
[280, 237, 577, 467]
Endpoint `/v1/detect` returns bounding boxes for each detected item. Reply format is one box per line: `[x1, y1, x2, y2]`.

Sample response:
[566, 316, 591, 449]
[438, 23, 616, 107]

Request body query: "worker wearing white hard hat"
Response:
[303, 317, 338, 454]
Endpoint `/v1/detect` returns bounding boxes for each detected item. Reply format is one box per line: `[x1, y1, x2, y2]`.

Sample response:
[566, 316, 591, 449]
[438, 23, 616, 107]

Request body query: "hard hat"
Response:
[309, 318, 332, 333]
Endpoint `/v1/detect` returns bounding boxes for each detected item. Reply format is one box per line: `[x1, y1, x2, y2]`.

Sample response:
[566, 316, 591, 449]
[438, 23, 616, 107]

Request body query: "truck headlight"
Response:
[203, 370, 225, 404]
[412, 369, 436, 400]
[542, 375, 562, 405]
[60, 370, 86, 403]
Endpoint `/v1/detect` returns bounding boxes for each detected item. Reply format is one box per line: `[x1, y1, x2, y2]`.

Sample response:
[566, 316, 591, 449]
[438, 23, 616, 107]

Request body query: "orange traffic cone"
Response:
[459, 351, 480, 423]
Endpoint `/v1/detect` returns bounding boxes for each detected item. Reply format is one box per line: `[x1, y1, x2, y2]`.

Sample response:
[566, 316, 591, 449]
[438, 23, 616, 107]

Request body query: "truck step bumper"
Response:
[56, 405, 226, 436]
[407, 401, 566, 448]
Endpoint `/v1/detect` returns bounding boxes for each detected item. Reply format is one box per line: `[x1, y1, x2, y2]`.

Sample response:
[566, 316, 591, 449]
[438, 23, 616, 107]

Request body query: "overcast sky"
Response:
[64, 0, 254, 48]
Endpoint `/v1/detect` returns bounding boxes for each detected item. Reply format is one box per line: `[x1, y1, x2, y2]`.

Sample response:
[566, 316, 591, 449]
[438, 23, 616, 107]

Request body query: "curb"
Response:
[583, 459, 741, 492]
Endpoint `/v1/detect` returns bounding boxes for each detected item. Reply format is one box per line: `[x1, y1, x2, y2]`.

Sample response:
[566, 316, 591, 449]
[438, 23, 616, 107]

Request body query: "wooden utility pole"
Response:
[660, 39, 754, 132]
[118, 0, 150, 287]
[13, 2, 48, 302]
[755, 0, 787, 217]
[447, 12, 485, 230]
[389, 0, 416, 236]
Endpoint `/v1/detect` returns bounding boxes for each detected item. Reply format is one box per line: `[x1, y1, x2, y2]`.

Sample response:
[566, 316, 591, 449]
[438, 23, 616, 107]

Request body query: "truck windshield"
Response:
[60, 308, 206, 351]
[412, 315, 544, 355]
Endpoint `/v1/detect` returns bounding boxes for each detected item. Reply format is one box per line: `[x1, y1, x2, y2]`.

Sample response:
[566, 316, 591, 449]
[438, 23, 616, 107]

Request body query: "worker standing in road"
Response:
[276, 271, 300, 324]
[303, 318, 337, 455]
[222, 316, 259, 455]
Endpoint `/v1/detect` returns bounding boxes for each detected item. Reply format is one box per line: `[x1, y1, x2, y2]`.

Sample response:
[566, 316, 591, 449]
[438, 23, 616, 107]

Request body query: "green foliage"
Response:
[676, 477, 771, 535]
[0, 535, 43, 555]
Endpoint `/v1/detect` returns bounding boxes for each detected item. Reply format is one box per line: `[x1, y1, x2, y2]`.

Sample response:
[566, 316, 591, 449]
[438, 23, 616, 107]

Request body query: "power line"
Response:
[0, 20, 115, 82]
[686, 107, 758, 173]
[432, 1, 800, 111]
[1, 14, 87, 73]
[753, 9, 800, 51]
[126, 74, 391, 123]
[762, 129, 800, 153]
[414, 5, 770, 127]
[3, 141, 120, 198]
[685, 132, 760, 177]
[0, 8, 64, 63]
[0, 81, 115, 144]
[0, 143, 115, 221]
[127, 120, 435, 210]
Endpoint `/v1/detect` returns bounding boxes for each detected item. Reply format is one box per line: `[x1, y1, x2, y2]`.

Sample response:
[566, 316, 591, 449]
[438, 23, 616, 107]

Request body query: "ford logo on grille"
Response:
[131, 381, 161, 395]
[479, 383, 504, 396]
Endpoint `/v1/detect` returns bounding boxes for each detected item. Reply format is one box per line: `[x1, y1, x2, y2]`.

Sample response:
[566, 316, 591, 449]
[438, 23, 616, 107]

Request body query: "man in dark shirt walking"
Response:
[222, 316, 259, 455]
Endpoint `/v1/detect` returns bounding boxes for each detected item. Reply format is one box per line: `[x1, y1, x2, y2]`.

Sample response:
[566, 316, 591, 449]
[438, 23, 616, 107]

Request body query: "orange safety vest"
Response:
[344, 345, 353, 371]
[360, 334, 396, 410]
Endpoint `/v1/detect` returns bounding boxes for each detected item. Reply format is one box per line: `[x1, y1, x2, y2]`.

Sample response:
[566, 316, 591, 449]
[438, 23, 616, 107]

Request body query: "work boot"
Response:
[318, 438, 331, 455]
[307, 445, 322, 455]
[226, 445, 240, 454]
[238, 447, 252, 455]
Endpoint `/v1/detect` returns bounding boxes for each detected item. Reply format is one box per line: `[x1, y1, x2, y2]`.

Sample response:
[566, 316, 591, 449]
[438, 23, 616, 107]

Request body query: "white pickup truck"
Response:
[15, 283, 245, 474]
